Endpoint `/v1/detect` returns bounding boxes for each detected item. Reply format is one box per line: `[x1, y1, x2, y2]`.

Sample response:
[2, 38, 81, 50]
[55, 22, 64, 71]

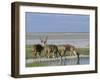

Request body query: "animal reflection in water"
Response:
[32, 36, 80, 64]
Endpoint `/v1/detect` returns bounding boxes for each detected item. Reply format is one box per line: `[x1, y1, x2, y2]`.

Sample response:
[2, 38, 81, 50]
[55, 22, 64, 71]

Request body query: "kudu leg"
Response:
[72, 50, 77, 56]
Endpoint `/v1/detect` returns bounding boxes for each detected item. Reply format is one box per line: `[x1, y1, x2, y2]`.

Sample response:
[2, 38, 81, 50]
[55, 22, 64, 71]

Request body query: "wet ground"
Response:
[26, 55, 89, 67]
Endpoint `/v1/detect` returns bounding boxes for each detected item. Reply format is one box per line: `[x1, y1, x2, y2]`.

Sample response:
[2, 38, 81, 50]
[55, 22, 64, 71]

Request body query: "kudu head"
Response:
[40, 36, 48, 47]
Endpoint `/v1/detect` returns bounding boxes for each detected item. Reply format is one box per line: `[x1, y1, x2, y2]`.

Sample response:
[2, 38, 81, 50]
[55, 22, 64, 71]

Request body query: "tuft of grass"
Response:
[26, 45, 33, 59]
[77, 48, 89, 55]
[26, 62, 46, 67]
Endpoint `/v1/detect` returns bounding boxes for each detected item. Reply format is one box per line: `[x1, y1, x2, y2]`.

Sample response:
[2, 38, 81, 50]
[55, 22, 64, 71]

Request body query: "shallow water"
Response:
[26, 57, 89, 67]
[44, 57, 89, 66]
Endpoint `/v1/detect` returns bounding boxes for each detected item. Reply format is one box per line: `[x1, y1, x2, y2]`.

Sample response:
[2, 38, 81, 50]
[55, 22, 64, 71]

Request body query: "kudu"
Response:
[32, 36, 60, 58]
[58, 44, 79, 59]
[32, 44, 44, 58]
[40, 36, 61, 58]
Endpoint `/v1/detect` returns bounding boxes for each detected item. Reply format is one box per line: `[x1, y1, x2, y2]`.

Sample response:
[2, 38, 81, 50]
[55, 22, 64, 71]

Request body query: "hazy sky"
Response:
[25, 12, 89, 32]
